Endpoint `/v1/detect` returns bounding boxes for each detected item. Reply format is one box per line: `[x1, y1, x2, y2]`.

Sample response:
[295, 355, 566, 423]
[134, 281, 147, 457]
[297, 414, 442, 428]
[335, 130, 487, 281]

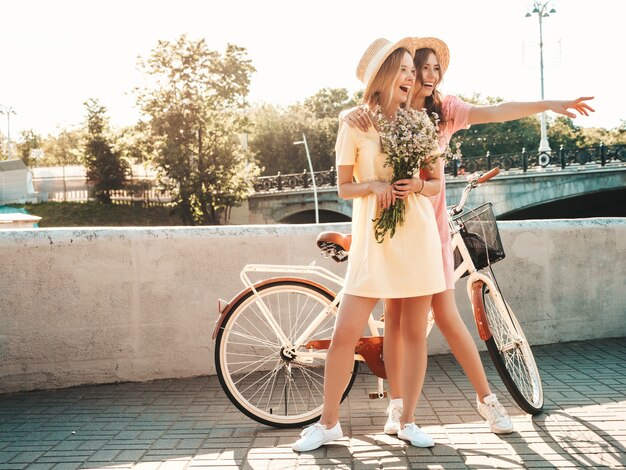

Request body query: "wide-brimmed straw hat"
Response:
[356, 37, 415, 96]
[409, 37, 450, 73]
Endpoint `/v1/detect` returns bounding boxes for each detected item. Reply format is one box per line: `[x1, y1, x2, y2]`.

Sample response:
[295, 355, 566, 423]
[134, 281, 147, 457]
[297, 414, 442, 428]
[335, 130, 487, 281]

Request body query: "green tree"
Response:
[16, 129, 43, 167]
[39, 127, 84, 166]
[115, 122, 154, 165]
[578, 122, 625, 147]
[248, 103, 303, 175]
[304, 88, 357, 120]
[248, 88, 359, 176]
[0, 131, 7, 160]
[136, 35, 259, 225]
[83, 98, 128, 203]
[547, 116, 583, 149]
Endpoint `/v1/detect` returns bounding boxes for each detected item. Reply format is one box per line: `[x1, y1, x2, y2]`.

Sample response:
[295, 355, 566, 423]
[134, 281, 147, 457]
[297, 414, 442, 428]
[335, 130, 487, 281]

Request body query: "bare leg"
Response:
[431, 289, 492, 402]
[399, 295, 432, 425]
[319, 293, 378, 427]
[383, 298, 403, 399]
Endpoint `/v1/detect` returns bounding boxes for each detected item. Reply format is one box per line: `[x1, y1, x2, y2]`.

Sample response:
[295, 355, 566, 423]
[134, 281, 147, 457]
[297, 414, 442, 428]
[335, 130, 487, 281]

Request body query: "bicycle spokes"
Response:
[482, 286, 543, 414]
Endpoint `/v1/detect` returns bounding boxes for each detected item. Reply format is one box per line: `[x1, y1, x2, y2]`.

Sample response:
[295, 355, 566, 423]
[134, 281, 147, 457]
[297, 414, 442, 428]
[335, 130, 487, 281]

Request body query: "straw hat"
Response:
[356, 37, 415, 96]
[409, 37, 450, 73]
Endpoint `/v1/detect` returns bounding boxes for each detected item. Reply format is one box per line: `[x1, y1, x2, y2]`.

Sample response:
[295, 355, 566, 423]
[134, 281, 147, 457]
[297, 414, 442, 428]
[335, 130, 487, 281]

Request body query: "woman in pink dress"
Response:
[343, 35, 594, 437]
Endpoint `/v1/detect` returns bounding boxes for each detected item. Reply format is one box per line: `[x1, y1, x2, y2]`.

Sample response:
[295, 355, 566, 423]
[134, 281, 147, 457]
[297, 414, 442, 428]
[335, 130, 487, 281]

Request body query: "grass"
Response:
[11, 201, 185, 227]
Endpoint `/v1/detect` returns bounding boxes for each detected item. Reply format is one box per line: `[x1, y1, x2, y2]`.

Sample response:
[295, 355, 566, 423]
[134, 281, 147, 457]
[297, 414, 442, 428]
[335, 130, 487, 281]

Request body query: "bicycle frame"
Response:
[450, 222, 506, 341]
[447, 168, 522, 345]
[233, 263, 385, 363]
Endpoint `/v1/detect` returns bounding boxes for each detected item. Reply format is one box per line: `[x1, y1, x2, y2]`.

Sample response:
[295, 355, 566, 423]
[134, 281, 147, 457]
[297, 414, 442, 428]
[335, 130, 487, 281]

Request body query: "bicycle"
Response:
[212, 167, 544, 428]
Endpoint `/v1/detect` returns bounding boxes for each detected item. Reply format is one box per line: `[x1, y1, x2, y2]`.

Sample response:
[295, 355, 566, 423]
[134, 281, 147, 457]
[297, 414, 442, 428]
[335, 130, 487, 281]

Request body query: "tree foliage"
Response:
[38, 127, 84, 166]
[136, 35, 259, 225]
[83, 98, 128, 203]
[248, 88, 359, 175]
[115, 122, 157, 165]
[16, 129, 43, 167]
[0, 131, 5, 160]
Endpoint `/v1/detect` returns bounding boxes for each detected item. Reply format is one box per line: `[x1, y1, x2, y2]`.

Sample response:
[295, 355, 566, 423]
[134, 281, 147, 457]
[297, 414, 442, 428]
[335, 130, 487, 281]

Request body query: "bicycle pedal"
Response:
[368, 391, 388, 399]
[318, 242, 348, 262]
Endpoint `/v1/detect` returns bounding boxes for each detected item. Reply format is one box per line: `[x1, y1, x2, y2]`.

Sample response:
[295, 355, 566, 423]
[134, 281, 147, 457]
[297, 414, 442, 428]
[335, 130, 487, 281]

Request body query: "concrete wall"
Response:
[0, 218, 624, 394]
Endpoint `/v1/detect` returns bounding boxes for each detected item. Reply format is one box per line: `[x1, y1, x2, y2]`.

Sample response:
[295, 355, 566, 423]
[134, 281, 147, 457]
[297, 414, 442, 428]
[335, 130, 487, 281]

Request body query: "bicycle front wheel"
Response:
[480, 283, 544, 415]
[215, 280, 359, 428]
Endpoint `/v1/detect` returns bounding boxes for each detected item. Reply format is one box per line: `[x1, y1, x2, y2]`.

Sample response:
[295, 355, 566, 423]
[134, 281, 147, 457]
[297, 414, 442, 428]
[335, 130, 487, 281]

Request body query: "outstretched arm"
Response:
[467, 96, 595, 126]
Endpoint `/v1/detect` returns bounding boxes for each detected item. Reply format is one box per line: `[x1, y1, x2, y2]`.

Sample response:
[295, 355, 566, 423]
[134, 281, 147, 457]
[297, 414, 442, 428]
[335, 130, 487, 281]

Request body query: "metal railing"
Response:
[446, 143, 625, 176]
[253, 143, 626, 193]
[253, 168, 337, 193]
[46, 187, 174, 205]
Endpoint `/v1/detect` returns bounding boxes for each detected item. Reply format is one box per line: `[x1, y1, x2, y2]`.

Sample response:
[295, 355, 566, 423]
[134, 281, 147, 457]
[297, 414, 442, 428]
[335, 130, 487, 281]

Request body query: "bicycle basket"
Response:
[453, 203, 505, 277]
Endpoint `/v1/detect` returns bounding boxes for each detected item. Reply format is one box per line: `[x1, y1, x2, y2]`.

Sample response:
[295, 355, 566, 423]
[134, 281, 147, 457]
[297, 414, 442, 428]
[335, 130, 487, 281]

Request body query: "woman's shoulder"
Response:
[439, 94, 472, 135]
[441, 94, 473, 120]
[441, 94, 469, 109]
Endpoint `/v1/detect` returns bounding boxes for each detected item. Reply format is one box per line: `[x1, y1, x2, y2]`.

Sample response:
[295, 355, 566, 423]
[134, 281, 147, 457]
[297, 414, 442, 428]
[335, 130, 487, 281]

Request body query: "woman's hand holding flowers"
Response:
[370, 181, 397, 209]
[393, 177, 424, 199]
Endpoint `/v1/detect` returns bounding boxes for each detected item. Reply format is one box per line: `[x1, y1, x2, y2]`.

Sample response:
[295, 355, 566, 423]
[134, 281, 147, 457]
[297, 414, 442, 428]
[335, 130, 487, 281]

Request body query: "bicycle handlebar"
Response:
[476, 167, 500, 184]
[449, 167, 500, 216]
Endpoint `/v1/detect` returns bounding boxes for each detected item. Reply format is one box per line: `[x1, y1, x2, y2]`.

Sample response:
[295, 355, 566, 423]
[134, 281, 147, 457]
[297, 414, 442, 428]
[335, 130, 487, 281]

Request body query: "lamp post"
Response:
[526, 1, 556, 153]
[0, 105, 17, 159]
[293, 133, 319, 224]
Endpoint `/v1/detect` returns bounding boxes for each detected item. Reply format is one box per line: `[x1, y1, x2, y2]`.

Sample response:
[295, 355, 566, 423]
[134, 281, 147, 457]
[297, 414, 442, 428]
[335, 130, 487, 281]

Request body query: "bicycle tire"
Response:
[479, 282, 544, 415]
[215, 280, 359, 428]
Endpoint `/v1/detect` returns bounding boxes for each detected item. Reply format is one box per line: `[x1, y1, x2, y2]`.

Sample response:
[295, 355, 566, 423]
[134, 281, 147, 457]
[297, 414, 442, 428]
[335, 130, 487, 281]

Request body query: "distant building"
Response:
[0, 159, 40, 204]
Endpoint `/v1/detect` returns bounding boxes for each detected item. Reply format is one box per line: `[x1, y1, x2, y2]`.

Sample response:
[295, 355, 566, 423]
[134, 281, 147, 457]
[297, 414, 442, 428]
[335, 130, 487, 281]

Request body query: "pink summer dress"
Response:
[422, 94, 472, 290]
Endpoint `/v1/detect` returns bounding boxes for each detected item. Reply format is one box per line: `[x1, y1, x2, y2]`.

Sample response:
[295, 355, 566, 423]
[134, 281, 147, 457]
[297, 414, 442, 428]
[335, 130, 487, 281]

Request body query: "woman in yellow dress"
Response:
[292, 38, 446, 452]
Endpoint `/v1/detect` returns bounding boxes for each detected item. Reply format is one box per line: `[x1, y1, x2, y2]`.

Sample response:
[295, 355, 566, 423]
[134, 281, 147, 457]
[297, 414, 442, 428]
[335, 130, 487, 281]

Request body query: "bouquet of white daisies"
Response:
[373, 107, 442, 243]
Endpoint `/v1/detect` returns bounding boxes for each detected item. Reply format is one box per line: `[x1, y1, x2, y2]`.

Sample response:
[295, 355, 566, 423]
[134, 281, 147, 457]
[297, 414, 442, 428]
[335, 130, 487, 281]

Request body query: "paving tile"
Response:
[0, 337, 624, 469]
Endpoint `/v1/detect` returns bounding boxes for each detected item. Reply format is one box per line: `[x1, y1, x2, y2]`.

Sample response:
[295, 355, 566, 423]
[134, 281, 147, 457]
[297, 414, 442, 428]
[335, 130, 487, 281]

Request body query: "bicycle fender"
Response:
[211, 277, 336, 340]
[471, 281, 492, 341]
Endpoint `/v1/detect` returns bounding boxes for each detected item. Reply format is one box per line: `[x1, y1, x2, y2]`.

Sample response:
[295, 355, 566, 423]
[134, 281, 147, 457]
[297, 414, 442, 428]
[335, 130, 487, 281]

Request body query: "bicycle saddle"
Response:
[316, 231, 352, 263]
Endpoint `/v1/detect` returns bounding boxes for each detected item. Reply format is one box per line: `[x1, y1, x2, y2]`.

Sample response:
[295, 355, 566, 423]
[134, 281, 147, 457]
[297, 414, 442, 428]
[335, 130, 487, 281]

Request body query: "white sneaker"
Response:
[384, 399, 402, 435]
[292, 422, 343, 452]
[397, 423, 435, 448]
[477, 393, 514, 434]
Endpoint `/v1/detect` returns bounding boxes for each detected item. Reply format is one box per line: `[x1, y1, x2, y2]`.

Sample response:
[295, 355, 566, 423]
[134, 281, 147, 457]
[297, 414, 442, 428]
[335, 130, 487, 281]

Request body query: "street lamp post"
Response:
[526, 1, 556, 153]
[0, 106, 17, 159]
[293, 133, 319, 224]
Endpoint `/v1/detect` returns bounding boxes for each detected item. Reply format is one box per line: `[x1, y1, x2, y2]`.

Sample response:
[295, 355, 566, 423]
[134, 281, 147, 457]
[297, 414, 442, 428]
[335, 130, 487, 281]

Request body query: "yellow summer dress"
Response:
[335, 122, 446, 298]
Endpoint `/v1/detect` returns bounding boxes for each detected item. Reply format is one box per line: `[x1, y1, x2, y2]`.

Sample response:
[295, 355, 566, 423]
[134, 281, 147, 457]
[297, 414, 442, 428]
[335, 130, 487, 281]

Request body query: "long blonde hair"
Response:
[364, 48, 410, 111]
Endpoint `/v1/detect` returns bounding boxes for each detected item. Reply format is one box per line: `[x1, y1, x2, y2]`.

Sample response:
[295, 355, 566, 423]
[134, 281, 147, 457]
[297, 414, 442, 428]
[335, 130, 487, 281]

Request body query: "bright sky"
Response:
[1, 0, 624, 138]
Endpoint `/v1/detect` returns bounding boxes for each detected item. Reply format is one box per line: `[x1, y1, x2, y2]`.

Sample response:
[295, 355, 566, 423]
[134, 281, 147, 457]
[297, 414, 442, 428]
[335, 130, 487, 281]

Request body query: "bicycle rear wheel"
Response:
[214, 280, 359, 428]
[480, 283, 544, 415]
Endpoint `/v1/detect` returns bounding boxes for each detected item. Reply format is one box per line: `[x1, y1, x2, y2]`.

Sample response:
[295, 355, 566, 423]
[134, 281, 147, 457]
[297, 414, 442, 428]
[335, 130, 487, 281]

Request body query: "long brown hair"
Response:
[364, 48, 410, 111]
[411, 47, 446, 126]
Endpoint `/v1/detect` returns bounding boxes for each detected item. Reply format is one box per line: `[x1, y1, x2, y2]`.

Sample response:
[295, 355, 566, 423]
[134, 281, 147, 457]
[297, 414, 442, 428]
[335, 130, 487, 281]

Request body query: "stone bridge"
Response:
[231, 163, 626, 224]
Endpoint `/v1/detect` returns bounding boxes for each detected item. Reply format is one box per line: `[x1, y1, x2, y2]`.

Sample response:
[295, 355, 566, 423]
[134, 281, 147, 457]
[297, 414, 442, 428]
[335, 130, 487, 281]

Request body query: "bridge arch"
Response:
[497, 167, 626, 217]
[444, 166, 626, 218]
[499, 187, 626, 220]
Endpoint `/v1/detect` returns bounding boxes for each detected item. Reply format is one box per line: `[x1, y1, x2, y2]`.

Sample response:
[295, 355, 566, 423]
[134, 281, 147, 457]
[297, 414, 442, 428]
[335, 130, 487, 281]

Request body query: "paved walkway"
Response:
[1, 337, 625, 470]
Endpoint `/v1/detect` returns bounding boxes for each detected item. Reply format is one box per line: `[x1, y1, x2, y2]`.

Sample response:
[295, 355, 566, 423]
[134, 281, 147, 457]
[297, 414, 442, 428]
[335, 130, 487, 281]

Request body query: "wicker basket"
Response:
[453, 203, 505, 277]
